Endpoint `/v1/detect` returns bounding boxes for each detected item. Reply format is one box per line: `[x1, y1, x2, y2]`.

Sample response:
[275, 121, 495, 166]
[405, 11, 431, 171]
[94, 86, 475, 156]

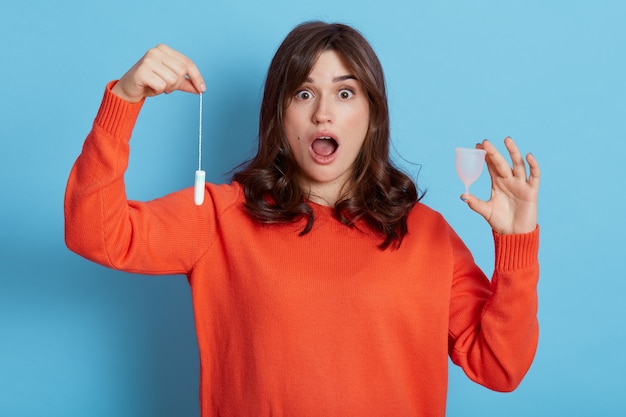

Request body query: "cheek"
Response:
[282, 108, 302, 137]
[282, 122, 304, 159]
[357, 112, 370, 139]
[358, 103, 371, 130]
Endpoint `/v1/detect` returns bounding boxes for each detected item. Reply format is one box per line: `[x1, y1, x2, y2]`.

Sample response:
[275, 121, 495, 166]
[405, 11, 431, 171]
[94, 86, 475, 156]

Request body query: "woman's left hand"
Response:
[462, 137, 540, 235]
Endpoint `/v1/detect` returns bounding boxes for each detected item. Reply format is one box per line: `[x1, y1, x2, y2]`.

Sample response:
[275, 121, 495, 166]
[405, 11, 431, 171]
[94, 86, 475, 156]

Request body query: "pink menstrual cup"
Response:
[455, 148, 487, 194]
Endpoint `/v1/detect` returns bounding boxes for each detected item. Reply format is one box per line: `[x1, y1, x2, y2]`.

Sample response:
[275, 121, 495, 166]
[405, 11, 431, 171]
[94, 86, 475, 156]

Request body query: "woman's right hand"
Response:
[111, 44, 205, 103]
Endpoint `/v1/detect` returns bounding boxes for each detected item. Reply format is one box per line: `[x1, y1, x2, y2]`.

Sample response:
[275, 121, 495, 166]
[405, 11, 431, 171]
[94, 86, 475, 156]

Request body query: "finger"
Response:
[181, 61, 205, 93]
[503, 137, 528, 179]
[150, 64, 183, 94]
[129, 64, 172, 96]
[480, 139, 513, 179]
[147, 46, 192, 93]
[177, 77, 202, 94]
[460, 193, 492, 222]
[475, 140, 499, 183]
[157, 44, 206, 93]
[131, 46, 180, 94]
[526, 152, 541, 188]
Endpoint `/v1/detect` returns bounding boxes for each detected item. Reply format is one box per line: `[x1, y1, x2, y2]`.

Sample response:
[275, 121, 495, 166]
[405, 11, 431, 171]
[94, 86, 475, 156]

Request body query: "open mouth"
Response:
[311, 136, 338, 156]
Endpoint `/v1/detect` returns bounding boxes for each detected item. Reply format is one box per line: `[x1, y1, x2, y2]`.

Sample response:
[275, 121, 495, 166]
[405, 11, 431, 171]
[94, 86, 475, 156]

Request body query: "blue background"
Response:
[1, 0, 625, 415]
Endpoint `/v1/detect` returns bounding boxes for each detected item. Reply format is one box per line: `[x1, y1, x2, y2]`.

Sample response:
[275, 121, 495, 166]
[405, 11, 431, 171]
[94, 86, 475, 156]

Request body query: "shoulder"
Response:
[157, 181, 244, 220]
[206, 181, 244, 204]
[407, 202, 448, 226]
[404, 202, 460, 246]
[199, 182, 246, 219]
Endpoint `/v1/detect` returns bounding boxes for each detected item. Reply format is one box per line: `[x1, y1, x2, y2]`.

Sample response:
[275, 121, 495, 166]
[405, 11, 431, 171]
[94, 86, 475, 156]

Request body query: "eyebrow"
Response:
[305, 75, 357, 83]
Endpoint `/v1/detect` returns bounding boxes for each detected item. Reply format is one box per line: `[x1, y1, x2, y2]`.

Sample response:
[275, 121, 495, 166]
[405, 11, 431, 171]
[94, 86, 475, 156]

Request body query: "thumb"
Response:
[460, 193, 490, 220]
[177, 77, 205, 95]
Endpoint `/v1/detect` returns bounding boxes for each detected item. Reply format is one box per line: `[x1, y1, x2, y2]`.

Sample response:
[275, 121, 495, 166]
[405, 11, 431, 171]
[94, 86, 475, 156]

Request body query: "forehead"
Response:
[306, 50, 356, 80]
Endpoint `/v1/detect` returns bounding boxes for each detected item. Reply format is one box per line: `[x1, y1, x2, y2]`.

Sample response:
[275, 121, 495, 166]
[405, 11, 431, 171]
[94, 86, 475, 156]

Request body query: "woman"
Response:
[65, 21, 540, 416]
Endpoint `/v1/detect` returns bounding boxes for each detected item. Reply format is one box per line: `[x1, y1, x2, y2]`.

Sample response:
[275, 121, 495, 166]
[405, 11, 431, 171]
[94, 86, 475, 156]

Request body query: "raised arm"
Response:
[64, 45, 210, 274]
[451, 137, 541, 390]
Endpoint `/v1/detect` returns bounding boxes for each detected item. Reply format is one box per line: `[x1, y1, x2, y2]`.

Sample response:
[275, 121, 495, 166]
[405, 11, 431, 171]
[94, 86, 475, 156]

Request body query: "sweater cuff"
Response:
[93, 80, 145, 140]
[493, 226, 540, 271]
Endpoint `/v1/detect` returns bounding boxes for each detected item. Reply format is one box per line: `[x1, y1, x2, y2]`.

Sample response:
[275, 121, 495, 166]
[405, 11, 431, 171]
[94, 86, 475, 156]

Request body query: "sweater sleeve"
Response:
[64, 82, 212, 275]
[447, 225, 540, 392]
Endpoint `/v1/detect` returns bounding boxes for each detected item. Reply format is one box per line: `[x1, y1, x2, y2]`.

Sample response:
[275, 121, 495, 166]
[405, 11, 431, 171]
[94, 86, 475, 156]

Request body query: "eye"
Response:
[295, 90, 313, 100]
[338, 89, 354, 100]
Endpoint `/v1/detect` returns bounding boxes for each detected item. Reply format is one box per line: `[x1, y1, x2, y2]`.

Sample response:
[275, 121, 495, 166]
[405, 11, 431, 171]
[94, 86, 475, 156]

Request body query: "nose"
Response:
[312, 95, 333, 124]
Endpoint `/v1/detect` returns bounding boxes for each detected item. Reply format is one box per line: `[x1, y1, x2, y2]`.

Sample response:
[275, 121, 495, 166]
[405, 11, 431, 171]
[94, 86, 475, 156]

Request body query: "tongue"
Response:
[312, 139, 337, 156]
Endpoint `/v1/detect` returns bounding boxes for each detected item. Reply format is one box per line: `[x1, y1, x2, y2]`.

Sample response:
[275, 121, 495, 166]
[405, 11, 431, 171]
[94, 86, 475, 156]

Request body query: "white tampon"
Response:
[194, 169, 205, 206]
[194, 92, 205, 206]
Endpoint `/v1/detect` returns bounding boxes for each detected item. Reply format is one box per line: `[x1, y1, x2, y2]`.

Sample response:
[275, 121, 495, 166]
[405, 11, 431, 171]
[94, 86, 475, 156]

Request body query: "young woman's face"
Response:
[283, 50, 370, 205]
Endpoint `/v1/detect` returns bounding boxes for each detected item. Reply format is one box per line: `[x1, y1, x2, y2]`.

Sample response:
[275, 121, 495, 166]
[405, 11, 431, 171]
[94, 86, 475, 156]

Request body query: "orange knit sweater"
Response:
[65, 83, 539, 417]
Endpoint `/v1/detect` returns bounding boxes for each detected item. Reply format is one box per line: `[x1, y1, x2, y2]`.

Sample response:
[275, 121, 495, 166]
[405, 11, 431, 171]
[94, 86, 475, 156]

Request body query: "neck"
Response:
[302, 182, 349, 207]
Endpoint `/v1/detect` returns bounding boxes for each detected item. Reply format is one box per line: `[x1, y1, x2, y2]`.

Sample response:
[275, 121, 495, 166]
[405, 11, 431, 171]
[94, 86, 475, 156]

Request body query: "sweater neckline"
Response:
[306, 200, 336, 217]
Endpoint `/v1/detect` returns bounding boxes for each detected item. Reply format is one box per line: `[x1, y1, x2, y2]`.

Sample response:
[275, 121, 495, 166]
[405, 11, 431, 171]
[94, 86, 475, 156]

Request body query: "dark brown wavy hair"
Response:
[232, 21, 422, 249]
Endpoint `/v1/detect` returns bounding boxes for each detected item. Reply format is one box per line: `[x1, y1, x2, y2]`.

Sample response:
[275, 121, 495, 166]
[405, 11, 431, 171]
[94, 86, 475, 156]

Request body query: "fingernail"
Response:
[201, 84, 206, 92]
[460, 196, 468, 202]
